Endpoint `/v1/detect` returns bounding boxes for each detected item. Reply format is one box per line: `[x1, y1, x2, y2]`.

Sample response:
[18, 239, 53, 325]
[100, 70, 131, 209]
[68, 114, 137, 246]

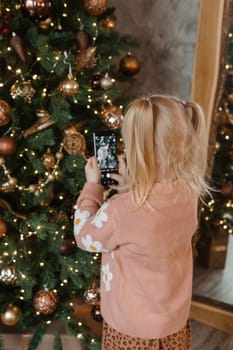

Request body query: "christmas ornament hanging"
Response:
[41, 149, 56, 169]
[0, 100, 11, 126]
[63, 126, 86, 156]
[76, 28, 89, 52]
[221, 182, 233, 197]
[84, 283, 100, 305]
[21, 0, 52, 20]
[91, 304, 103, 322]
[100, 104, 123, 129]
[59, 239, 75, 256]
[33, 289, 59, 315]
[102, 17, 115, 30]
[10, 80, 35, 103]
[0, 216, 7, 238]
[22, 109, 54, 138]
[10, 34, 26, 62]
[0, 265, 17, 285]
[37, 16, 52, 30]
[60, 74, 79, 96]
[84, 0, 107, 16]
[0, 136, 17, 156]
[91, 73, 102, 89]
[120, 53, 141, 76]
[1, 305, 21, 326]
[100, 73, 114, 90]
[74, 47, 97, 72]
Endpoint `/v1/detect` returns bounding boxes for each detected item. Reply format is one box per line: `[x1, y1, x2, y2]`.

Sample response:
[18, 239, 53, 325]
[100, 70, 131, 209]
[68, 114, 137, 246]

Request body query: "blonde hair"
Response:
[121, 94, 209, 207]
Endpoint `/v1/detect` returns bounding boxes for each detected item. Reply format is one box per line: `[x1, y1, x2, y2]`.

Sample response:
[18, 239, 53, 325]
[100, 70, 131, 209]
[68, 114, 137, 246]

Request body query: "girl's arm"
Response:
[73, 157, 119, 253]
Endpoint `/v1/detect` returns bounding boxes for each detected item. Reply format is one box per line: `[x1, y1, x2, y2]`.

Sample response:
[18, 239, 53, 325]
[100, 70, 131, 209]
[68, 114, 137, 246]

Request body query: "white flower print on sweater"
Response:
[102, 263, 113, 292]
[91, 202, 109, 228]
[74, 209, 91, 236]
[81, 234, 108, 253]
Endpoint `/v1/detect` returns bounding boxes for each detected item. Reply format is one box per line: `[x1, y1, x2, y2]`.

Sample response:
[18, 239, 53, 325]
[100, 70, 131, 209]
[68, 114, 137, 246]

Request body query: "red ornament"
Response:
[221, 182, 233, 197]
[0, 137, 17, 156]
[0, 12, 10, 35]
[59, 239, 75, 256]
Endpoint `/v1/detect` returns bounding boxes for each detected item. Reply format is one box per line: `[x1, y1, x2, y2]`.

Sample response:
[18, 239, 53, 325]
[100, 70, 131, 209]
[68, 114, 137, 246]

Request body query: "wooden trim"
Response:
[190, 0, 225, 139]
[191, 295, 233, 334]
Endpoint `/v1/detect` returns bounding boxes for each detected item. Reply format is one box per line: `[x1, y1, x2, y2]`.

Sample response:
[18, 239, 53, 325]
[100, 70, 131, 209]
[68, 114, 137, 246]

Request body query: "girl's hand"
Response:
[85, 156, 101, 184]
[110, 155, 127, 186]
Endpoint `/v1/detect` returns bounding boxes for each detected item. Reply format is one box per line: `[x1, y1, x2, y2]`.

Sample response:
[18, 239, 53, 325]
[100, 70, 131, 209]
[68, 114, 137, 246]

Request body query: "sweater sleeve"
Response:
[73, 182, 118, 253]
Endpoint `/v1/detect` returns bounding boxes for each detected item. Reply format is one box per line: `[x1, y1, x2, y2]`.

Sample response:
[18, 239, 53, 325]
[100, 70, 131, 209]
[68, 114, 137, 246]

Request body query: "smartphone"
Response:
[93, 131, 118, 185]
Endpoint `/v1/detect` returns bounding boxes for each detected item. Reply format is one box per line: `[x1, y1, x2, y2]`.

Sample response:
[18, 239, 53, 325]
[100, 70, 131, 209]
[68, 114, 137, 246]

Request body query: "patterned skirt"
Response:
[102, 320, 191, 350]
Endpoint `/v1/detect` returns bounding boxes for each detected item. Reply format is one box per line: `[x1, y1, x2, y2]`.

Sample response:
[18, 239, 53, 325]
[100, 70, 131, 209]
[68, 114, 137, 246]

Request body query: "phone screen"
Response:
[93, 131, 118, 185]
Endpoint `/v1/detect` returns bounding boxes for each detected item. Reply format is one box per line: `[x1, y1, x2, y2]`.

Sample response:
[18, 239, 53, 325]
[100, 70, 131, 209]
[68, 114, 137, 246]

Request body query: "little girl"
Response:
[73, 95, 209, 349]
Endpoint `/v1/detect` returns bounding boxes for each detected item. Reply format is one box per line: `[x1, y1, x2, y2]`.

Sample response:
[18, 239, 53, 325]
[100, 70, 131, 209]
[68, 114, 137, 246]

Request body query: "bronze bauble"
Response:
[34, 289, 58, 315]
[0, 265, 17, 285]
[60, 74, 79, 96]
[0, 100, 11, 126]
[84, 0, 107, 16]
[100, 104, 123, 130]
[120, 53, 141, 76]
[0, 136, 17, 156]
[84, 283, 100, 305]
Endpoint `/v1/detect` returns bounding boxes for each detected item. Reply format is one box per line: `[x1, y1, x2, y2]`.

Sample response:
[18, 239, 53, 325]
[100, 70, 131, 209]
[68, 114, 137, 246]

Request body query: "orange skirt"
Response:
[102, 320, 191, 350]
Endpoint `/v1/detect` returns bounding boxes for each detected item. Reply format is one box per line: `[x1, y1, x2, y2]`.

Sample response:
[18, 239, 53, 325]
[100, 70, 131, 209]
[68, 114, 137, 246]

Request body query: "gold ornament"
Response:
[21, 0, 52, 20]
[0, 100, 11, 126]
[0, 216, 7, 238]
[63, 126, 86, 156]
[41, 149, 56, 169]
[10, 80, 35, 102]
[1, 305, 21, 326]
[102, 17, 115, 30]
[22, 109, 54, 138]
[74, 47, 97, 72]
[100, 73, 114, 90]
[60, 74, 79, 96]
[39, 191, 54, 207]
[84, 283, 100, 305]
[100, 104, 123, 130]
[120, 53, 141, 76]
[84, 0, 107, 16]
[33, 289, 59, 315]
[0, 265, 17, 285]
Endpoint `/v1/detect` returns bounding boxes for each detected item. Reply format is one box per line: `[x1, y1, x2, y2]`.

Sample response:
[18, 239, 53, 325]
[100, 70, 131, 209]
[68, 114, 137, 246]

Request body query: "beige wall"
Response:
[109, 0, 200, 99]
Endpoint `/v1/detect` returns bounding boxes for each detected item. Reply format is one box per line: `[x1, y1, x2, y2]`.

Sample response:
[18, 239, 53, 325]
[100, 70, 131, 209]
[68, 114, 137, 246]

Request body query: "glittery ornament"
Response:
[41, 149, 56, 169]
[33, 289, 58, 315]
[100, 73, 114, 90]
[74, 47, 97, 72]
[84, 283, 100, 305]
[100, 104, 123, 129]
[60, 74, 79, 96]
[91, 304, 103, 322]
[120, 53, 141, 76]
[63, 126, 86, 156]
[0, 100, 11, 126]
[84, 0, 107, 16]
[22, 109, 54, 138]
[21, 0, 52, 20]
[1, 305, 21, 326]
[10, 80, 35, 102]
[0, 265, 17, 285]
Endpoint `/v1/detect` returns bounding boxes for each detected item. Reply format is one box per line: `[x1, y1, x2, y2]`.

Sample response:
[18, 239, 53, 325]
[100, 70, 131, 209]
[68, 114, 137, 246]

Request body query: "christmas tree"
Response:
[0, 1, 140, 349]
[198, 4, 233, 266]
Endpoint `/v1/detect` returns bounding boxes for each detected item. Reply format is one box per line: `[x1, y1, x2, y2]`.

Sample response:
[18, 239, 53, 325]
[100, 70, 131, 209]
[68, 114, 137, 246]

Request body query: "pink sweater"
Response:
[74, 180, 198, 338]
